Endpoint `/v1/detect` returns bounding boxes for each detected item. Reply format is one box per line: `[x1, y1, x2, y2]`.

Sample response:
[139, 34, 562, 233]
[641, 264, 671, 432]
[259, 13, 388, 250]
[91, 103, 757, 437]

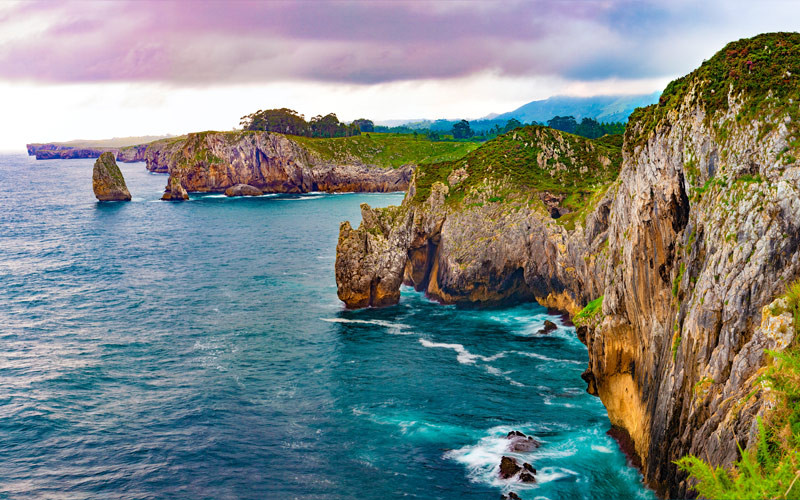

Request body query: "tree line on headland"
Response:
[239, 108, 625, 142]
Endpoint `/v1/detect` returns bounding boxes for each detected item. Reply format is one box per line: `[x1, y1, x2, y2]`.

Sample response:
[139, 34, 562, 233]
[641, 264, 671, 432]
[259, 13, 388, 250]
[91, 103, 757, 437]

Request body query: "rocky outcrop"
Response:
[225, 184, 263, 197]
[335, 125, 617, 311]
[143, 131, 414, 196]
[161, 176, 189, 201]
[334, 33, 800, 498]
[92, 152, 131, 201]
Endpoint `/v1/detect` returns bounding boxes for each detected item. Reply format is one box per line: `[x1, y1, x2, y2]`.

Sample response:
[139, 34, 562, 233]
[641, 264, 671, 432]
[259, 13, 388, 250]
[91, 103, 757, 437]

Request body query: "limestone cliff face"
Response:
[334, 33, 800, 498]
[585, 44, 800, 496]
[143, 132, 414, 194]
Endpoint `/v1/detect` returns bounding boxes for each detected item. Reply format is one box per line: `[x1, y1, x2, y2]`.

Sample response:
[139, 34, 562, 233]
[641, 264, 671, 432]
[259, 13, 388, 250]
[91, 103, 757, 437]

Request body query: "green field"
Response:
[290, 132, 479, 168]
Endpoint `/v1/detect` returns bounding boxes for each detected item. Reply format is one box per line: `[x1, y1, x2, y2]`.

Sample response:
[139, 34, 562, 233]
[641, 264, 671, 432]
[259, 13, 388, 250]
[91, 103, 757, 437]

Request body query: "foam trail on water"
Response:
[418, 338, 508, 365]
[321, 317, 413, 334]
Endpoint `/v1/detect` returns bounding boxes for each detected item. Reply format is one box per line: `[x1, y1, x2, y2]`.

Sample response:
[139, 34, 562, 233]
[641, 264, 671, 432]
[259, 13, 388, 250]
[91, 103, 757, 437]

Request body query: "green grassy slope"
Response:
[291, 132, 479, 168]
[411, 125, 622, 228]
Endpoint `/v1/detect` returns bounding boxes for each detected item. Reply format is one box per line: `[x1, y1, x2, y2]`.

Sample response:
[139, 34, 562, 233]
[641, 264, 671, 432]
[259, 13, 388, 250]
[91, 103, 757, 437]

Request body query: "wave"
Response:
[418, 338, 508, 365]
[514, 351, 584, 365]
[321, 317, 413, 334]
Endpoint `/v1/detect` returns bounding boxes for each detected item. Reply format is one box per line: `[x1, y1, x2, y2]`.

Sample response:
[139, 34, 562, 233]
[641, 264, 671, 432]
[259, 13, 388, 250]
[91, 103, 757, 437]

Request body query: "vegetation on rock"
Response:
[677, 279, 800, 499]
[627, 32, 800, 154]
[411, 125, 621, 230]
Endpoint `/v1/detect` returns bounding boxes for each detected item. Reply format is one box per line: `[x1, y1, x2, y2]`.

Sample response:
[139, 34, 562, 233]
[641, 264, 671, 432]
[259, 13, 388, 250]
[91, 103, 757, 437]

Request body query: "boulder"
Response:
[499, 456, 521, 479]
[162, 176, 189, 201]
[502, 493, 521, 500]
[538, 319, 557, 334]
[519, 472, 536, 483]
[225, 183, 263, 197]
[92, 152, 131, 201]
[507, 431, 540, 452]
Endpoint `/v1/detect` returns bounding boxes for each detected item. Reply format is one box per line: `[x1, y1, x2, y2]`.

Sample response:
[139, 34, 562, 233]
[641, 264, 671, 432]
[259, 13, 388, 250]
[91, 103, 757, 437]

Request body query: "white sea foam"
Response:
[418, 338, 507, 365]
[591, 444, 614, 453]
[320, 317, 412, 334]
[280, 195, 324, 201]
[515, 351, 583, 365]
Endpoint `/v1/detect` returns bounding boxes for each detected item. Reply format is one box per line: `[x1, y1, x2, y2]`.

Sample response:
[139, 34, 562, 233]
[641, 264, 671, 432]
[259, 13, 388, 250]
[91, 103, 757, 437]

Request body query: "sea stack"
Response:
[161, 175, 189, 201]
[92, 152, 131, 201]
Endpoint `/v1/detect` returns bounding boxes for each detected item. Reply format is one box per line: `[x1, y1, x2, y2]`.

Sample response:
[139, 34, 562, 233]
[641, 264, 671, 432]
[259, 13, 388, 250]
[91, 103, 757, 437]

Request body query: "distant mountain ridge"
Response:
[375, 92, 661, 131]
[493, 92, 661, 123]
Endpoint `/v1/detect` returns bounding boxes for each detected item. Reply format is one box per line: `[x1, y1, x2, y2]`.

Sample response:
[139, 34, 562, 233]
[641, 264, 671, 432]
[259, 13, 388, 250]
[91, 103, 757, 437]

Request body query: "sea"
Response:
[0, 153, 655, 499]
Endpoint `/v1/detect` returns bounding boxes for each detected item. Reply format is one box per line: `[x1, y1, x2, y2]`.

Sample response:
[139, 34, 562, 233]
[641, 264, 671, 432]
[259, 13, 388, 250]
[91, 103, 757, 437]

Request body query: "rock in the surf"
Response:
[499, 456, 521, 479]
[92, 152, 131, 201]
[225, 183, 263, 197]
[507, 430, 540, 452]
[538, 319, 557, 334]
[502, 492, 521, 500]
[161, 175, 189, 201]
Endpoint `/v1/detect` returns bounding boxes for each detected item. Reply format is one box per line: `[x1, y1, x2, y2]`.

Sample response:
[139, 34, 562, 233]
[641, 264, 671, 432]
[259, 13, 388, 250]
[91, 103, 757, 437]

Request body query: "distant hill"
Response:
[493, 92, 660, 124]
[373, 92, 661, 136]
[31, 135, 175, 149]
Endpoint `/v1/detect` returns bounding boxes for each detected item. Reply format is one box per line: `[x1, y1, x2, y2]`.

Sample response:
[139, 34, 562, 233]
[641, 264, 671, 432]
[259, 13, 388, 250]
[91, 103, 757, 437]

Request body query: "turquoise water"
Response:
[0, 153, 654, 499]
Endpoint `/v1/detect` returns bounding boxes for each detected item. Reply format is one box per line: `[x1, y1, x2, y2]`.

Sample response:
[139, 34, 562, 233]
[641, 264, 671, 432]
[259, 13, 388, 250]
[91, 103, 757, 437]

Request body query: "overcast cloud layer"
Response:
[2, 0, 799, 86]
[1, 0, 799, 150]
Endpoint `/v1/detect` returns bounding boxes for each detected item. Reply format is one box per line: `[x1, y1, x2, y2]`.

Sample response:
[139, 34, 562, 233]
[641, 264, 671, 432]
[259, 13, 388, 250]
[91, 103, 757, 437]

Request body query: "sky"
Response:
[1, 0, 799, 151]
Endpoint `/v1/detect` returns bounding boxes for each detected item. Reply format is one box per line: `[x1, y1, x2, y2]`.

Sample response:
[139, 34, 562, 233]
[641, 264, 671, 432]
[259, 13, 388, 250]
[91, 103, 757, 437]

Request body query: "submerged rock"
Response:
[225, 184, 263, 197]
[538, 320, 557, 334]
[161, 176, 189, 201]
[507, 431, 540, 452]
[92, 152, 131, 201]
[501, 492, 521, 500]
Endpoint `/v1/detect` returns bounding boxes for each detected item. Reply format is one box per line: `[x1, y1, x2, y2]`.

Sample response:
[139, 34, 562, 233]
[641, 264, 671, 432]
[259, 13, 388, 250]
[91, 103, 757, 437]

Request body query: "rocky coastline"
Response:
[334, 33, 800, 497]
[142, 131, 415, 196]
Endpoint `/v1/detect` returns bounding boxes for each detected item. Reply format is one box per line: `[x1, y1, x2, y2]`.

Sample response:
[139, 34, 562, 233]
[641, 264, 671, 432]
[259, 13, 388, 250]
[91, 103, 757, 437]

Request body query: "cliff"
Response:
[334, 32, 800, 497]
[26, 136, 172, 161]
[141, 131, 475, 195]
[335, 125, 620, 310]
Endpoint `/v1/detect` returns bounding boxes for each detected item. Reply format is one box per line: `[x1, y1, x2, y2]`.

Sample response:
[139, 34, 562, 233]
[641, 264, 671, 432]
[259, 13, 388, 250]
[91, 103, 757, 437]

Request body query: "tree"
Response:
[452, 119, 473, 139]
[502, 118, 522, 134]
[353, 118, 374, 132]
[239, 108, 309, 136]
[546, 115, 578, 134]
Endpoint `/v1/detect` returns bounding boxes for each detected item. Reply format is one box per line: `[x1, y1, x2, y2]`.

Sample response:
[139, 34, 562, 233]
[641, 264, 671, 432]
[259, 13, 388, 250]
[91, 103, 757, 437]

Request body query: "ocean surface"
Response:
[0, 153, 654, 499]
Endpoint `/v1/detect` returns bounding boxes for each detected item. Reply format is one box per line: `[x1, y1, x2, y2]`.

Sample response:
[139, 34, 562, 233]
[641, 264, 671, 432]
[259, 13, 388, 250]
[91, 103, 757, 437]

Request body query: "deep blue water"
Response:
[0, 153, 654, 499]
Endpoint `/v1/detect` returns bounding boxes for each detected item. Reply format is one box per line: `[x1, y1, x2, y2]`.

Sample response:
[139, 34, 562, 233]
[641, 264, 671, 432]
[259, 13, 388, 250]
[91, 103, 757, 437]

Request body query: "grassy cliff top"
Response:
[160, 130, 478, 169]
[627, 32, 800, 152]
[290, 132, 479, 168]
[411, 126, 622, 224]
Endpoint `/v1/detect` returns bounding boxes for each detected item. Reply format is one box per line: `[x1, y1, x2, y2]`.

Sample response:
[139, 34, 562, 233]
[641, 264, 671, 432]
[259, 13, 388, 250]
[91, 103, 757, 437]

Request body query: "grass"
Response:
[411, 125, 622, 222]
[291, 132, 479, 168]
[573, 296, 604, 327]
[677, 279, 800, 499]
[626, 32, 800, 155]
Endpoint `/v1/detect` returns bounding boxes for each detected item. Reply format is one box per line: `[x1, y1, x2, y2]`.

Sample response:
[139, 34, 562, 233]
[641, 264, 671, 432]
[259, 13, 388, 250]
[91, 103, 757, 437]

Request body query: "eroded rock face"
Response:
[92, 152, 131, 201]
[335, 177, 610, 312]
[583, 81, 800, 497]
[142, 132, 414, 196]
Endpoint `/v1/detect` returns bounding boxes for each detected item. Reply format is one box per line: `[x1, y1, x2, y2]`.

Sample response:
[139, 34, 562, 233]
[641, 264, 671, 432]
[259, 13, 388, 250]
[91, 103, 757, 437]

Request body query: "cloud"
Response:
[2, 0, 797, 87]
